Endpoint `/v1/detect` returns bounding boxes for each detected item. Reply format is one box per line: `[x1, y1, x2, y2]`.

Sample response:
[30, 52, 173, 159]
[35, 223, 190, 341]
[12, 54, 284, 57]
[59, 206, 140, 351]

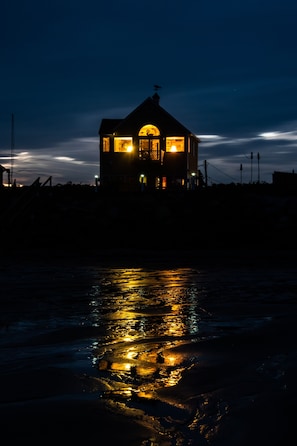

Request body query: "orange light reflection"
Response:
[90, 267, 203, 399]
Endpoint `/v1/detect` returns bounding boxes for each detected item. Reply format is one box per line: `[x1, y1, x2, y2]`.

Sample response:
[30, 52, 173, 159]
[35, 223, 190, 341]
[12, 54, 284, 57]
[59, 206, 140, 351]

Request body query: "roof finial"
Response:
[152, 85, 161, 104]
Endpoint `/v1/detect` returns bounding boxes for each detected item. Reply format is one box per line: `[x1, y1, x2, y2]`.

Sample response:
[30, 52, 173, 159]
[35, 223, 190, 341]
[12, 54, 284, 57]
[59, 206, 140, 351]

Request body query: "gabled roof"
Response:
[99, 96, 200, 141]
[99, 118, 122, 134]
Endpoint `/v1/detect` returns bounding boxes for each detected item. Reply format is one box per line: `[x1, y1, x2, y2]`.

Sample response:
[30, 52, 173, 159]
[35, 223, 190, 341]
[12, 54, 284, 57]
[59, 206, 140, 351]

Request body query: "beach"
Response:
[1, 248, 296, 445]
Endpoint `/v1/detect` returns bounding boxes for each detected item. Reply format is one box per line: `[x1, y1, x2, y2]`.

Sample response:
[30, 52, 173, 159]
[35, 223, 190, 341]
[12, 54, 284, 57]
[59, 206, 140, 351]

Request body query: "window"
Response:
[114, 137, 133, 153]
[166, 137, 184, 152]
[138, 124, 160, 136]
[102, 137, 110, 152]
[138, 125, 161, 161]
[139, 139, 160, 160]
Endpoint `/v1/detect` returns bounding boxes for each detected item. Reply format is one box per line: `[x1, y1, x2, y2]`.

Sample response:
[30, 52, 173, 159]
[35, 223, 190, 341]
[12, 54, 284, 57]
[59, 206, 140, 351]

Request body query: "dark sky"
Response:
[1, 0, 297, 185]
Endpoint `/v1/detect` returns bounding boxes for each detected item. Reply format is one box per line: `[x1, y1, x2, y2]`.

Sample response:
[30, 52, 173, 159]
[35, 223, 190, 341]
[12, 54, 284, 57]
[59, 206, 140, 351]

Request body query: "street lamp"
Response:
[94, 175, 99, 191]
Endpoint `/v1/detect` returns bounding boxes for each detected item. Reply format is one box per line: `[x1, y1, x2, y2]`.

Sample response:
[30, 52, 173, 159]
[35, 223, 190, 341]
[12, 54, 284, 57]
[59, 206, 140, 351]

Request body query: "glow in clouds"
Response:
[10, 138, 99, 186]
[259, 131, 297, 141]
[54, 156, 85, 165]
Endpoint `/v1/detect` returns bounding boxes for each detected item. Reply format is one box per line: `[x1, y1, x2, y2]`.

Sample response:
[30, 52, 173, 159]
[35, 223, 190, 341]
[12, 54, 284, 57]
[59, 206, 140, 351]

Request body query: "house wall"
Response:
[100, 135, 199, 191]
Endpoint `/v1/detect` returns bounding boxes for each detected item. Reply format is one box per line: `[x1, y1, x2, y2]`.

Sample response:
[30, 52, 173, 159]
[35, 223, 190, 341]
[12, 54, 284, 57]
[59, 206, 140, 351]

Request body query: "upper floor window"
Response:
[138, 124, 160, 136]
[166, 137, 185, 152]
[114, 137, 133, 153]
[102, 137, 110, 152]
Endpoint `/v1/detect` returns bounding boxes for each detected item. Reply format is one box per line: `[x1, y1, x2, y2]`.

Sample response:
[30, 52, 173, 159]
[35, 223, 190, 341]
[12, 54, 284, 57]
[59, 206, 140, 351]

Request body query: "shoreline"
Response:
[2, 246, 297, 269]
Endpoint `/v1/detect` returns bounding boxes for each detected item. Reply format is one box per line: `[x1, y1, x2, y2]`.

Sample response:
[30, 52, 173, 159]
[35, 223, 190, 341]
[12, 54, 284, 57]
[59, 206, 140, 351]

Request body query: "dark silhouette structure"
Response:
[272, 170, 297, 192]
[98, 93, 200, 191]
[0, 165, 10, 187]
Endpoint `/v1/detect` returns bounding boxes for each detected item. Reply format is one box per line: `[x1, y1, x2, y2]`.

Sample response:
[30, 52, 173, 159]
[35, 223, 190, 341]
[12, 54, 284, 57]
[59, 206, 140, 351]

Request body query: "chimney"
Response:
[152, 92, 160, 104]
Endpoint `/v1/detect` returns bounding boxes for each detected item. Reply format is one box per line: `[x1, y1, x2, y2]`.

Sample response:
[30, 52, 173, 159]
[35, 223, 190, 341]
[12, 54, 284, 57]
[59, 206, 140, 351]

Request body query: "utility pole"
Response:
[257, 152, 260, 183]
[204, 160, 208, 187]
[240, 163, 243, 185]
[250, 152, 253, 183]
[10, 113, 14, 186]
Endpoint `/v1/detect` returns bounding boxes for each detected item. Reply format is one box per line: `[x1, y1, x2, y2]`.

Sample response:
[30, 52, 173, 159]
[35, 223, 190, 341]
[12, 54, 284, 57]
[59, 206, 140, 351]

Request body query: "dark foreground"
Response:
[1, 249, 296, 445]
[1, 183, 297, 252]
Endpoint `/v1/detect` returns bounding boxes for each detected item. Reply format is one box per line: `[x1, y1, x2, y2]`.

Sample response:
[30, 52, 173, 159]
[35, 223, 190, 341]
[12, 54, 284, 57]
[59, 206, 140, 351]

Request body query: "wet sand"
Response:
[1, 310, 296, 445]
[1, 248, 297, 445]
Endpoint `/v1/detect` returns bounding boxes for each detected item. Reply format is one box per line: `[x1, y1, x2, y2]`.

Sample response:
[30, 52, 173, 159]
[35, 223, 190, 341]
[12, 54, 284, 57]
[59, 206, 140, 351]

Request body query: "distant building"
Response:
[0, 165, 10, 187]
[98, 93, 200, 191]
[272, 170, 297, 191]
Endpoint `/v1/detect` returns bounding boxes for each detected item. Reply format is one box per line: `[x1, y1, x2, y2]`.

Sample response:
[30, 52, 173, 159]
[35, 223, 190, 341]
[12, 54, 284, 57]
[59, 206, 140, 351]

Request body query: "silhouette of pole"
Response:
[204, 160, 208, 187]
[240, 163, 243, 185]
[10, 113, 14, 186]
[257, 152, 260, 183]
[250, 152, 253, 183]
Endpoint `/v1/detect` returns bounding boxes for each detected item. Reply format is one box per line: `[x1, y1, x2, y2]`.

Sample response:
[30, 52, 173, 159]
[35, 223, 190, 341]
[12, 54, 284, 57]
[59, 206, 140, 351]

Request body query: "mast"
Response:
[257, 152, 260, 183]
[10, 113, 14, 186]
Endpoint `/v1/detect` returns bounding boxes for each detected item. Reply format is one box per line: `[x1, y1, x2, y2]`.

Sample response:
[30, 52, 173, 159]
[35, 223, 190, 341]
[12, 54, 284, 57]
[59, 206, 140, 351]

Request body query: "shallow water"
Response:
[1, 260, 297, 445]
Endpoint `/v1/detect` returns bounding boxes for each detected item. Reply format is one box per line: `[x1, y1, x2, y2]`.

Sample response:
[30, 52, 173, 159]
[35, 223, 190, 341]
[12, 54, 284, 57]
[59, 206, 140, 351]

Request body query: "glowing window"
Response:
[166, 137, 184, 152]
[138, 125, 160, 136]
[139, 139, 160, 160]
[114, 137, 133, 152]
[102, 137, 110, 152]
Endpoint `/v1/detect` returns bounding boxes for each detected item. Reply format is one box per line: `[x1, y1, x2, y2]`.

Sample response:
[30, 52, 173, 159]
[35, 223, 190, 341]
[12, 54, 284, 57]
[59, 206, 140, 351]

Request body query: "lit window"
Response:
[138, 125, 160, 136]
[102, 137, 110, 152]
[139, 139, 160, 160]
[166, 137, 184, 152]
[114, 137, 133, 152]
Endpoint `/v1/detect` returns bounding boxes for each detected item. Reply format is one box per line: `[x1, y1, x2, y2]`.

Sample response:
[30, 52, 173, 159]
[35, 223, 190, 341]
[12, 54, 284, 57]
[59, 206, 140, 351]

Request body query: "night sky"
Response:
[1, 0, 297, 186]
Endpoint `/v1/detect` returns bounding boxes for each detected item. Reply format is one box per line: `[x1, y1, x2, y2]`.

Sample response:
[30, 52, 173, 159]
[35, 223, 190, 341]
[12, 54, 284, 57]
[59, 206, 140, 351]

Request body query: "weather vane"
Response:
[154, 85, 162, 92]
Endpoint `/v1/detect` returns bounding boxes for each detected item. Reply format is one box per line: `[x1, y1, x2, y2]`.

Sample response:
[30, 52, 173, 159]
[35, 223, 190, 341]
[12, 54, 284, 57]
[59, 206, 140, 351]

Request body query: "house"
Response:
[0, 165, 10, 187]
[98, 92, 200, 191]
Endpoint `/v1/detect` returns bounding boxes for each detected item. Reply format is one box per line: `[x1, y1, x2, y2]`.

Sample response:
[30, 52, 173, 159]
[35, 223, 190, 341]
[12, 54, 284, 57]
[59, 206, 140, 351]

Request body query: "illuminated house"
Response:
[98, 93, 200, 191]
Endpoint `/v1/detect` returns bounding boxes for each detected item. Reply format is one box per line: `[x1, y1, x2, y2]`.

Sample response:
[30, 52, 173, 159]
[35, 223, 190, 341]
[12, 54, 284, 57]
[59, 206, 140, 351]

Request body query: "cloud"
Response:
[197, 121, 297, 184]
[11, 137, 99, 185]
[259, 130, 297, 141]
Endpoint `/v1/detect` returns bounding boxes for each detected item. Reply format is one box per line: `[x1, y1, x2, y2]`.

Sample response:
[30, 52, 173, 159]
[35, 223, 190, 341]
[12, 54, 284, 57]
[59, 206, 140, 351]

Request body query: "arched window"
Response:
[138, 124, 160, 136]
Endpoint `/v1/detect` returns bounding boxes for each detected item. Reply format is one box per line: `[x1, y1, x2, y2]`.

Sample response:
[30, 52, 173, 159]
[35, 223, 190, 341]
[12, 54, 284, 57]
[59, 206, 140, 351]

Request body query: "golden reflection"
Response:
[110, 362, 131, 371]
[136, 365, 158, 376]
[89, 267, 204, 400]
[137, 390, 155, 399]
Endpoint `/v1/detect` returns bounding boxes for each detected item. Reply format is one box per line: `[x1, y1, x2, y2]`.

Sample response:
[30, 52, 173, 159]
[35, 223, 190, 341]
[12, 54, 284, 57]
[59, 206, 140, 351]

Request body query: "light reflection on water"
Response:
[82, 265, 288, 445]
[1, 262, 295, 445]
[84, 267, 211, 444]
[88, 268, 206, 396]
